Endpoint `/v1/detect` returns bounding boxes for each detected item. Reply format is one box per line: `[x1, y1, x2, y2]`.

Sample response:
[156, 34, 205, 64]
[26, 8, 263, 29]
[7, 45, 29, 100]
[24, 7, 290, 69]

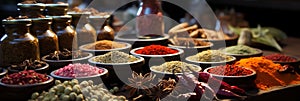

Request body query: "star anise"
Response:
[125, 72, 156, 98]
[147, 78, 176, 101]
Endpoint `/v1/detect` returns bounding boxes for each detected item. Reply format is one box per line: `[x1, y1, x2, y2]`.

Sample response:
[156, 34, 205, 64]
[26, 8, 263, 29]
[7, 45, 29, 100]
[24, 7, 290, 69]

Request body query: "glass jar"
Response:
[17, 3, 45, 18]
[0, 19, 40, 67]
[31, 17, 59, 57]
[45, 3, 69, 16]
[136, 0, 164, 38]
[68, 12, 97, 46]
[89, 15, 115, 41]
[50, 15, 78, 51]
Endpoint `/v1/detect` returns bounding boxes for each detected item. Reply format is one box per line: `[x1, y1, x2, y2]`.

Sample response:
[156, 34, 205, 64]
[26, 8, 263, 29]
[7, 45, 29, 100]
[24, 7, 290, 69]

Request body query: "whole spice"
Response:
[225, 45, 259, 55]
[187, 50, 234, 62]
[1, 70, 49, 85]
[135, 45, 178, 55]
[91, 51, 138, 63]
[235, 57, 300, 90]
[45, 49, 87, 60]
[80, 80, 127, 101]
[29, 79, 84, 101]
[207, 65, 253, 76]
[151, 61, 201, 73]
[169, 38, 211, 48]
[264, 53, 297, 62]
[84, 40, 127, 50]
[9, 59, 47, 71]
[54, 63, 105, 78]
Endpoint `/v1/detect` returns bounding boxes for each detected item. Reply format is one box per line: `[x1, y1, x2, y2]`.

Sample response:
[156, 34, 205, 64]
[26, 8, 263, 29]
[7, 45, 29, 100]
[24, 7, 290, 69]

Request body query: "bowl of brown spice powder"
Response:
[79, 40, 131, 55]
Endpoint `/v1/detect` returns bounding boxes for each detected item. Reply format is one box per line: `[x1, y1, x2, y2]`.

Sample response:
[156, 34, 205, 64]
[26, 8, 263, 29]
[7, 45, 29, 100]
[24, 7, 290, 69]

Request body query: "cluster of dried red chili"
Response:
[208, 65, 253, 76]
[135, 45, 178, 55]
[1, 70, 49, 85]
[264, 53, 297, 62]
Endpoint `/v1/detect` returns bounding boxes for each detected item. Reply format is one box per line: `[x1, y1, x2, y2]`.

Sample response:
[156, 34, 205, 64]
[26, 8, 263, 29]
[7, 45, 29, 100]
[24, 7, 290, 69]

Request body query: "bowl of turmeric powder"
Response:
[79, 40, 131, 55]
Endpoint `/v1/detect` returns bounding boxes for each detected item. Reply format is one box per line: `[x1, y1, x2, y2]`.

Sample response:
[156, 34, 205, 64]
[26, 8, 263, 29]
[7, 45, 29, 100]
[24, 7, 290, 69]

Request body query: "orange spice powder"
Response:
[235, 57, 300, 90]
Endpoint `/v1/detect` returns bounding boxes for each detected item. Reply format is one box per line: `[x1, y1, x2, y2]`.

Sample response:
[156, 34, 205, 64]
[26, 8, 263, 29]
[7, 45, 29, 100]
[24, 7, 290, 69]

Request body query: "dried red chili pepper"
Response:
[264, 53, 297, 62]
[208, 65, 253, 76]
[135, 45, 178, 55]
[1, 70, 49, 85]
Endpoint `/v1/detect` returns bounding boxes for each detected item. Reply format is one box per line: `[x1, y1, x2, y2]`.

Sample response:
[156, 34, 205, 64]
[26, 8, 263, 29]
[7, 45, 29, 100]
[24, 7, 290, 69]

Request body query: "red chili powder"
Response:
[135, 45, 178, 55]
[264, 53, 297, 62]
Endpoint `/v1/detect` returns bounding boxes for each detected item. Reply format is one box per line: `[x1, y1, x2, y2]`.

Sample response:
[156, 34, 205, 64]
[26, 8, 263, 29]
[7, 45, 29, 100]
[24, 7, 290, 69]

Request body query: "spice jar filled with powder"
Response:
[31, 17, 59, 57]
[17, 3, 45, 18]
[89, 15, 115, 41]
[67, 12, 97, 46]
[0, 19, 40, 67]
[50, 15, 78, 51]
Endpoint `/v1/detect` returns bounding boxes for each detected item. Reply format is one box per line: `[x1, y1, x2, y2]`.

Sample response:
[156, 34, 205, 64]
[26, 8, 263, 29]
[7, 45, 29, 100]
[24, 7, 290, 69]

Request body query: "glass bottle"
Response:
[45, 3, 69, 16]
[50, 15, 78, 51]
[0, 19, 40, 67]
[68, 12, 97, 46]
[17, 3, 45, 18]
[31, 17, 59, 57]
[136, 0, 164, 38]
[89, 15, 115, 41]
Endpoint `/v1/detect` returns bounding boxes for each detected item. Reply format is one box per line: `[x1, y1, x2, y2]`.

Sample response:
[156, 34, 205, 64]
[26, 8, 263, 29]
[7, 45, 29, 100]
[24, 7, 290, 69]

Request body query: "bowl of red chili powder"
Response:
[204, 65, 256, 89]
[130, 45, 184, 71]
[264, 54, 300, 72]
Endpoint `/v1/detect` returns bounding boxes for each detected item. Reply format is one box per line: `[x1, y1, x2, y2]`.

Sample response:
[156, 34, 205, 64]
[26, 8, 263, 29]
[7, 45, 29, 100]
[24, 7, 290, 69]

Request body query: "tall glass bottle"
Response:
[89, 15, 115, 41]
[136, 0, 164, 38]
[0, 19, 40, 67]
[51, 15, 78, 51]
[68, 12, 97, 46]
[31, 17, 59, 57]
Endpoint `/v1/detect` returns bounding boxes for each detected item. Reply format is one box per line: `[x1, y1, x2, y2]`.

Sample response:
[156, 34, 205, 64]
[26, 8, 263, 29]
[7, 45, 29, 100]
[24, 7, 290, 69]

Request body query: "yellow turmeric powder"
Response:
[235, 57, 300, 90]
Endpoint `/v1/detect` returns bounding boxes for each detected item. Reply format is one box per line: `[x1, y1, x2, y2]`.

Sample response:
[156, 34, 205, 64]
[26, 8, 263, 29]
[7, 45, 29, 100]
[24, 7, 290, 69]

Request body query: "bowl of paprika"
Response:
[264, 54, 300, 72]
[130, 45, 184, 72]
[204, 65, 257, 89]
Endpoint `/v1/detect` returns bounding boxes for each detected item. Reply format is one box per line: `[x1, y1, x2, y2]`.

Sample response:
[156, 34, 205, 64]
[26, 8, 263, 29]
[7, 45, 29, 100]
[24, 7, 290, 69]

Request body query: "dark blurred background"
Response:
[1, 0, 300, 37]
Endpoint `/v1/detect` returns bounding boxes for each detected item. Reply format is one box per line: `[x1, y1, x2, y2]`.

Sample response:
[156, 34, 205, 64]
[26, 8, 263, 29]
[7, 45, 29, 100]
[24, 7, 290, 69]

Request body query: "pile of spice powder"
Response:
[84, 40, 127, 50]
[207, 65, 253, 76]
[235, 57, 300, 90]
[92, 51, 138, 63]
[135, 45, 178, 55]
[225, 45, 259, 55]
[151, 61, 201, 73]
[264, 53, 297, 62]
[188, 50, 233, 62]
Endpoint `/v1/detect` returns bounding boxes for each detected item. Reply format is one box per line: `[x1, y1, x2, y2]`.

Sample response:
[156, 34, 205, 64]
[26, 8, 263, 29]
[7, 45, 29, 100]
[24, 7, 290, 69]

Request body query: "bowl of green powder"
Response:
[185, 50, 236, 69]
[222, 45, 263, 60]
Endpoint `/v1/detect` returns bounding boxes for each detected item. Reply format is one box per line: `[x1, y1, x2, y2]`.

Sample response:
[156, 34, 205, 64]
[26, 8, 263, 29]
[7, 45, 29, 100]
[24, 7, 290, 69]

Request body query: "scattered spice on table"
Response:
[187, 50, 234, 62]
[264, 53, 297, 62]
[235, 57, 300, 90]
[45, 49, 87, 60]
[135, 45, 178, 55]
[91, 51, 138, 63]
[151, 61, 201, 73]
[207, 65, 253, 76]
[1, 70, 49, 85]
[9, 59, 47, 71]
[224, 45, 259, 55]
[84, 40, 127, 50]
[54, 63, 105, 78]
